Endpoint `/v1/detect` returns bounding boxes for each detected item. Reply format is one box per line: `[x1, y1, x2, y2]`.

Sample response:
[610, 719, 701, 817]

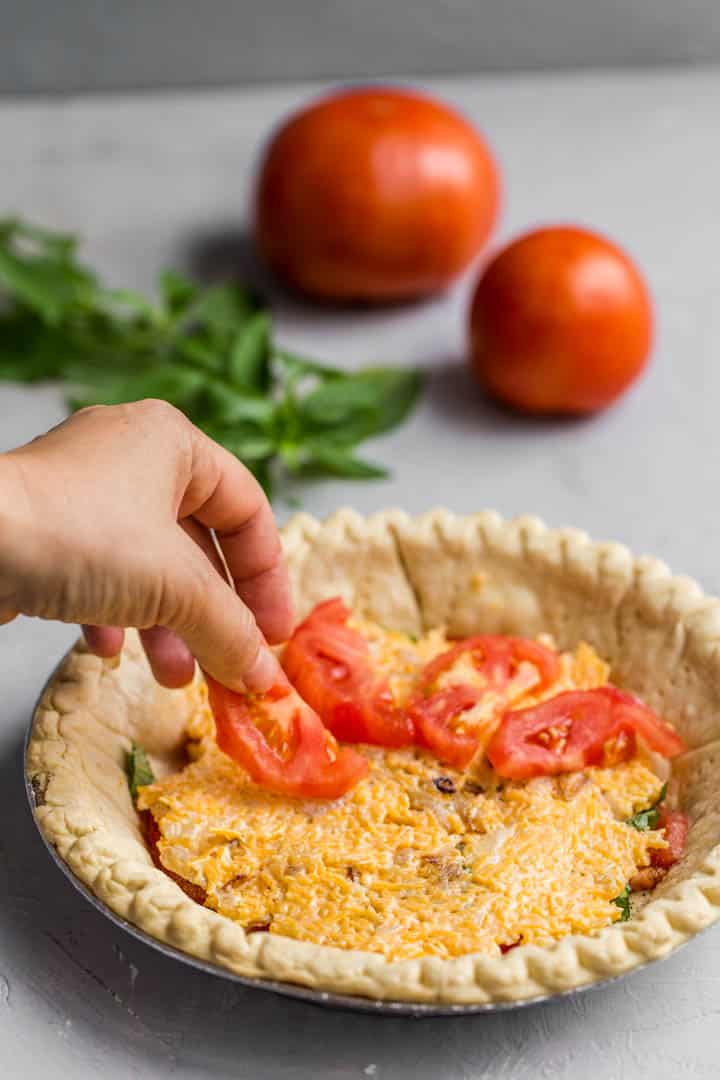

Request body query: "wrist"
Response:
[0, 451, 37, 616]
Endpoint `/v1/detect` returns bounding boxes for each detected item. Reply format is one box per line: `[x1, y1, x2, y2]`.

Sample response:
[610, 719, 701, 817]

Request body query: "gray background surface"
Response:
[3, 0, 720, 95]
[3, 68, 720, 1077]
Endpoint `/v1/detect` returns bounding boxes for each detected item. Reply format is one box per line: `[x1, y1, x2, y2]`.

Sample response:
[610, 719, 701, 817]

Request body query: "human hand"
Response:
[0, 400, 293, 691]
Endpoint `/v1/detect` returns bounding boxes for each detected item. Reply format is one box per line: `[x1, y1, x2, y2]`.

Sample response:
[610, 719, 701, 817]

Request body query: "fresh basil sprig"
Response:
[0, 219, 423, 499]
[611, 883, 632, 922]
[627, 783, 668, 831]
[125, 742, 155, 801]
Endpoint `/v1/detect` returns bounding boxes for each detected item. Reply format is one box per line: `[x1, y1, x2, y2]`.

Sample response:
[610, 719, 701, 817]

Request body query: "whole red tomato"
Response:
[255, 87, 500, 302]
[469, 226, 653, 414]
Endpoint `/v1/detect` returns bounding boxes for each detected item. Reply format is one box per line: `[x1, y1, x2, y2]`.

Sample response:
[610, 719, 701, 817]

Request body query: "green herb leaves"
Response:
[0, 219, 422, 499]
[125, 742, 155, 800]
[611, 883, 632, 922]
[611, 784, 669, 919]
[628, 783, 668, 831]
[0, 219, 96, 323]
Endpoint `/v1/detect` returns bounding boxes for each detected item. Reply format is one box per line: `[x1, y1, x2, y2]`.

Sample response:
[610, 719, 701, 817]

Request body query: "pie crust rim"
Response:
[25, 509, 720, 1006]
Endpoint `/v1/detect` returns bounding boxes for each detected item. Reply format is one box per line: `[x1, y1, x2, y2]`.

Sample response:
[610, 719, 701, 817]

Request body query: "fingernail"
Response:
[243, 646, 282, 693]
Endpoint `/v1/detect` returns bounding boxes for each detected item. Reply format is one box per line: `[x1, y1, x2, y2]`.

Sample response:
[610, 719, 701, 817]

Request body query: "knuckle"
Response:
[73, 404, 107, 420]
[134, 398, 184, 426]
[132, 400, 193, 469]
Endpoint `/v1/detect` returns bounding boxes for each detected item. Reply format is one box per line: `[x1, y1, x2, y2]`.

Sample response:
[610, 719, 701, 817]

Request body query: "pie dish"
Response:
[25, 510, 720, 1007]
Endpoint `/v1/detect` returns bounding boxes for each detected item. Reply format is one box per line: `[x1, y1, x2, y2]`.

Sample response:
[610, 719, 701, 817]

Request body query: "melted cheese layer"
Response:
[138, 631, 667, 960]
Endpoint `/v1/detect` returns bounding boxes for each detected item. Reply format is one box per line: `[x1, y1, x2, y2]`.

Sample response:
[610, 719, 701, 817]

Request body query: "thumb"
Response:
[164, 535, 283, 693]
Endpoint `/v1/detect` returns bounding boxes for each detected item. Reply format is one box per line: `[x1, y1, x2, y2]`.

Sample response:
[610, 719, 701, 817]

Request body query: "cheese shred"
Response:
[138, 632, 669, 960]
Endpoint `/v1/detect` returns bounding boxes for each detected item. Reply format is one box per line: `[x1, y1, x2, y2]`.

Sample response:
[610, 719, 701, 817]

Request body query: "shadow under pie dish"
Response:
[25, 510, 720, 1009]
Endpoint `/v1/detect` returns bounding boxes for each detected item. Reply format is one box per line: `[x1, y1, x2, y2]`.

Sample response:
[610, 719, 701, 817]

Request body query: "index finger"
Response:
[179, 427, 294, 645]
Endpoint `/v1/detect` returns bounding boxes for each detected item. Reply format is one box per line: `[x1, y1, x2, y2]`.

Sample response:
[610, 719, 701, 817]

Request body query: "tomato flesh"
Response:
[142, 810, 207, 904]
[409, 636, 561, 768]
[282, 597, 414, 746]
[651, 810, 689, 870]
[205, 674, 368, 800]
[487, 686, 686, 780]
[408, 685, 482, 768]
[602, 686, 686, 757]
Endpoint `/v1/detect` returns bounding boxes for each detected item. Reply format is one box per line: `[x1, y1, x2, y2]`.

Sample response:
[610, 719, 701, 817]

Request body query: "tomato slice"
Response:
[651, 809, 689, 870]
[600, 687, 686, 758]
[408, 636, 561, 768]
[418, 636, 561, 696]
[205, 674, 369, 800]
[281, 597, 415, 746]
[487, 686, 686, 780]
[142, 810, 207, 904]
[408, 685, 482, 768]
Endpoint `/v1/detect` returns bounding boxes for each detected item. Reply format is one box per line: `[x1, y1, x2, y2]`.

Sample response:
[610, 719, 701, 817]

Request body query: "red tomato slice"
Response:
[281, 597, 415, 746]
[651, 810, 689, 870]
[409, 636, 561, 768]
[408, 685, 482, 768]
[487, 686, 686, 780]
[142, 810, 207, 905]
[418, 635, 561, 695]
[205, 674, 368, 800]
[600, 686, 686, 758]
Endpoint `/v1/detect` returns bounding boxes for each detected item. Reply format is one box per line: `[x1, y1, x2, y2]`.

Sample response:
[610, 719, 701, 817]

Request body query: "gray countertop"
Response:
[2, 69, 720, 1078]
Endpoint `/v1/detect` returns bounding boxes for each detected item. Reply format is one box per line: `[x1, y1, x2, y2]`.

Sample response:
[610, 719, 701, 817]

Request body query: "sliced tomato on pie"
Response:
[651, 809, 689, 869]
[408, 636, 562, 768]
[408, 685, 482, 768]
[605, 689, 687, 759]
[141, 810, 207, 904]
[205, 674, 369, 799]
[487, 686, 686, 780]
[281, 597, 415, 746]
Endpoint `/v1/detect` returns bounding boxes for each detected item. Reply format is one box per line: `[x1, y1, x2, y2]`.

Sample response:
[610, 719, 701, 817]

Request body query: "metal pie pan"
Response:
[23, 662, 696, 1018]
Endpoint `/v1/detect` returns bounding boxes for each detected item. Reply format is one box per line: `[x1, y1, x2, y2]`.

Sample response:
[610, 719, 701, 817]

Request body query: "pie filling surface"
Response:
[137, 613, 677, 961]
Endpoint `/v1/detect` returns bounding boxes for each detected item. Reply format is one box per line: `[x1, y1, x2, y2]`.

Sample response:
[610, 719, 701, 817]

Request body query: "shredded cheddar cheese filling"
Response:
[138, 626, 670, 960]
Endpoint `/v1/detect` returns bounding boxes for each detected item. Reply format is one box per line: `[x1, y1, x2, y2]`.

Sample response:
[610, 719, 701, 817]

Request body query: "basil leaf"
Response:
[67, 364, 208, 410]
[125, 742, 154, 800]
[611, 884, 632, 922]
[628, 808, 659, 831]
[195, 380, 276, 426]
[274, 348, 345, 380]
[628, 783, 668, 831]
[176, 335, 225, 374]
[0, 312, 75, 381]
[0, 217, 423, 500]
[189, 283, 260, 339]
[0, 248, 93, 324]
[208, 431, 275, 462]
[102, 288, 161, 321]
[228, 311, 271, 392]
[0, 218, 77, 258]
[0, 219, 98, 324]
[291, 443, 388, 479]
[160, 269, 198, 316]
[299, 367, 422, 439]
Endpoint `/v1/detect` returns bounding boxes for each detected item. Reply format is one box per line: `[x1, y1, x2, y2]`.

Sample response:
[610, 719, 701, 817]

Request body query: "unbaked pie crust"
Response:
[26, 510, 720, 1004]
